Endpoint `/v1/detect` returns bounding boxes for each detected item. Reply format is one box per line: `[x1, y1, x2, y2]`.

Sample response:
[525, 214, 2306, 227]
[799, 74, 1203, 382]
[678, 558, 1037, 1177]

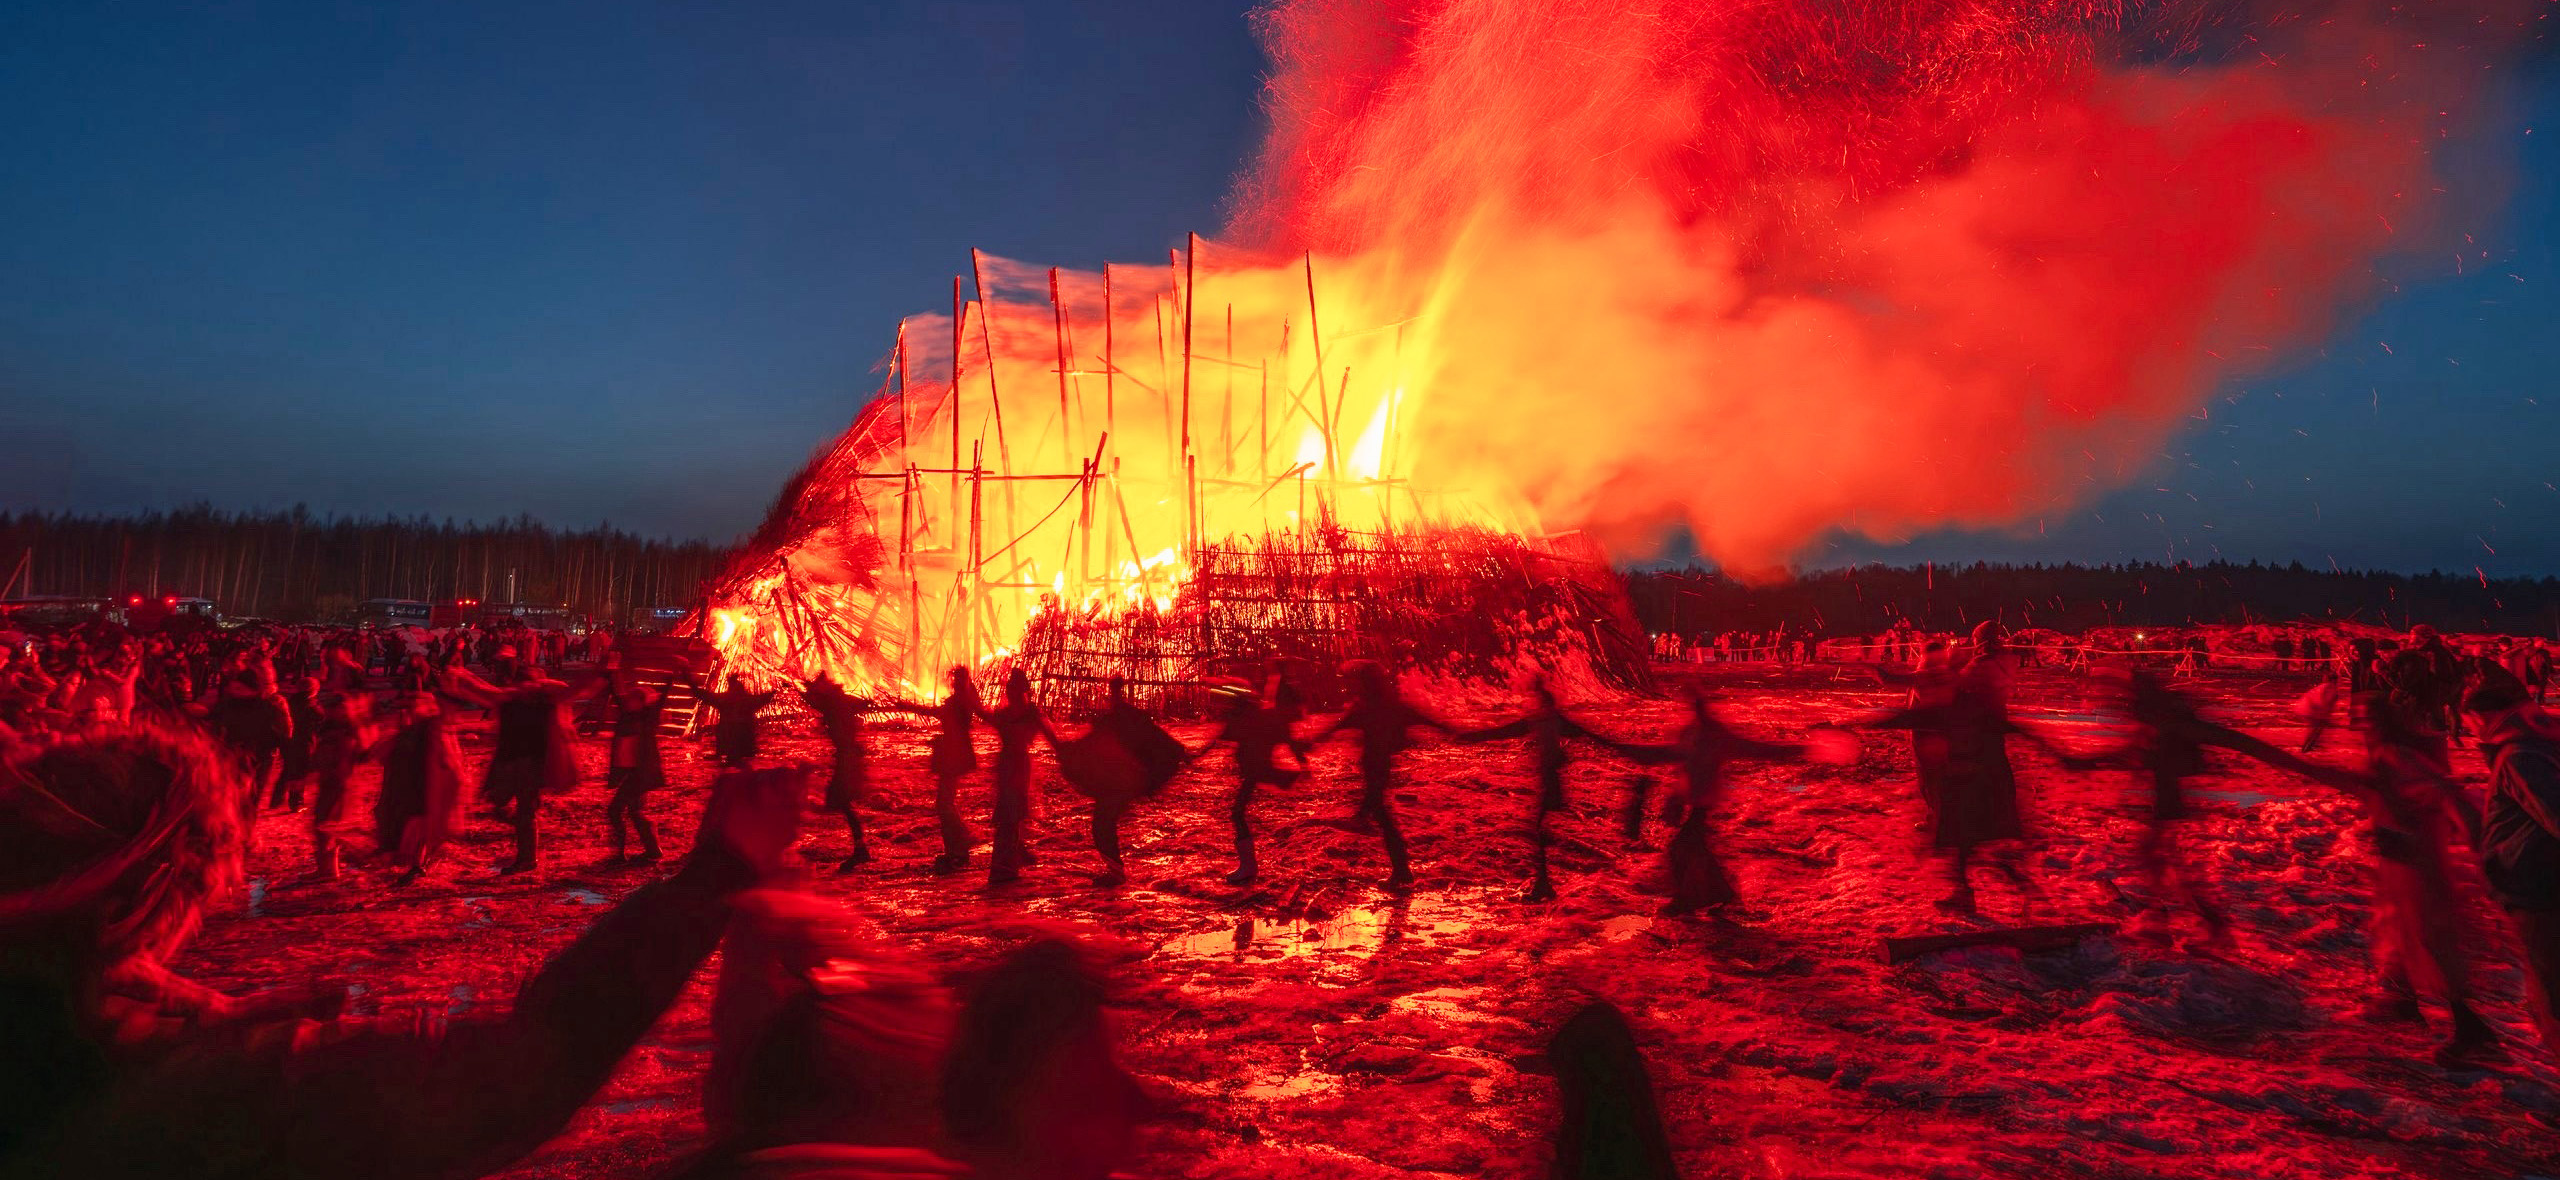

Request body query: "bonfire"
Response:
[697, 244, 1648, 709]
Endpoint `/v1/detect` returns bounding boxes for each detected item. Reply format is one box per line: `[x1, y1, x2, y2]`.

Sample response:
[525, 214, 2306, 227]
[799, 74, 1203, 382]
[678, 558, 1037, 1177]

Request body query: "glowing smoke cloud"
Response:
[1229, 0, 2542, 572]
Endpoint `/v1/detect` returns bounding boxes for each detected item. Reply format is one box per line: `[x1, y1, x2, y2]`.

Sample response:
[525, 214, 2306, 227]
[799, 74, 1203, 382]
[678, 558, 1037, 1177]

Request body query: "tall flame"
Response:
[704, 1, 2535, 691]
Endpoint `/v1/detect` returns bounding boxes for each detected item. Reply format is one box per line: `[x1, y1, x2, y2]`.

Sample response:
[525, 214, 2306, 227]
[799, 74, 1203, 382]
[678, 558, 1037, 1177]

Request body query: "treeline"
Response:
[0, 505, 732, 625]
[1625, 561, 2560, 639]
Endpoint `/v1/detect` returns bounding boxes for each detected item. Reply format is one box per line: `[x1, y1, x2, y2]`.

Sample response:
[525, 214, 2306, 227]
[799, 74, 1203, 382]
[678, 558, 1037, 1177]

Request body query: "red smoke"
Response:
[1228, 1, 2542, 572]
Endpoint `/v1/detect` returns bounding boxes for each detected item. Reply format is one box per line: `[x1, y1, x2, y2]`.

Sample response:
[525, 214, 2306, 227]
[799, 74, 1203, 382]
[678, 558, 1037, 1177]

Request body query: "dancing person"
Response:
[1316, 660, 1454, 890]
[1055, 676, 1188, 887]
[1459, 679, 1603, 903]
[2084, 666, 2363, 946]
[884, 667, 985, 876]
[370, 689, 467, 884]
[802, 674, 881, 872]
[269, 674, 323, 812]
[703, 676, 778, 770]
[605, 676, 672, 865]
[304, 688, 376, 881]
[446, 666, 594, 875]
[1856, 622, 2070, 916]
[983, 669, 1057, 886]
[0, 725, 808, 1180]
[201, 666, 292, 831]
[2312, 686, 2504, 1062]
[1197, 677, 1306, 888]
[2464, 671, 2560, 1058]
[1602, 685, 1852, 916]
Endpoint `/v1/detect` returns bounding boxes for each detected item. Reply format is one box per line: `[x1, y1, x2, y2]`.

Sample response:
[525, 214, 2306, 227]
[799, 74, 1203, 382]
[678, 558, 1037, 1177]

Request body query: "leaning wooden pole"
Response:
[969, 250, 1018, 528]
[1048, 266, 1075, 455]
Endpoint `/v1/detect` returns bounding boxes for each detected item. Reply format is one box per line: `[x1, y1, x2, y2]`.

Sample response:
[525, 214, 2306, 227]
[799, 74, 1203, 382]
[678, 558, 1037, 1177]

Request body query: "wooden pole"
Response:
[1222, 303, 1235, 468]
[1179, 236, 1197, 462]
[895, 322, 910, 457]
[1048, 266, 1074, 458]
[969, 251, 1014, 480]
[906, 465, 924, 683]
[951, 276, 965, 550]
[1101, 264, 1117, 441]
[1302, 254, 1331, 454]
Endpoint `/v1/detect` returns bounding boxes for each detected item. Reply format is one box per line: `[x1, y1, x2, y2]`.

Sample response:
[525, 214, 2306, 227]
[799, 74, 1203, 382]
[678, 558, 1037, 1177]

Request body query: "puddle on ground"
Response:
[1599, 914, 1655, 941]
[561, 888, 609, 906]
[1158, 891, 1497, 964]
[602, 1096, 680, 1115]
[1238, 1070, 1338, 1101]
[459, 896, 494, 928]
[447, 984, 477, 1015]
[247, 878, 268, 918]
[2191, 787, 2275, 807]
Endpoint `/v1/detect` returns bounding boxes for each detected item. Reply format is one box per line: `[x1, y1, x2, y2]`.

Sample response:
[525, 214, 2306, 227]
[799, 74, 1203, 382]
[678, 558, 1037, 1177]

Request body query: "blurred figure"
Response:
[0, 731, 806, 1180]
[1858, 622, 2069, 916]
[304, 688, 378, 882]
[2380, 625, 2465, 741]
[1460, 679, 1604, 903]
[801, 675, 881, 873]
[2084, 666, 2363, 947]
[983, 670, 1057, 887]
[1055, 677, 1187, 888]
[1603, 686, 1852, 916]
[1546, 1002, 1679, 1180]
[704, 676, 779, 770]
[370, 689, 467, 884]
[1317, 660, 1456, 890]
[605, 676, 673, 864]
[940, 940, 1151, 1180]
[2464, 671, 2560, 1058]
[1197, 677, 1307, 888]
[886, 667, 986, 877]
[269, 674, 323, 812]
[448, 666, 596, 875]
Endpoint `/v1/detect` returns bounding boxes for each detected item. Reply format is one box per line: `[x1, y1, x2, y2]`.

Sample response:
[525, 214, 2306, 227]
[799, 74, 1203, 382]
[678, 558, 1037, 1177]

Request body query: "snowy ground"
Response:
[176, 663, 2560, 1179]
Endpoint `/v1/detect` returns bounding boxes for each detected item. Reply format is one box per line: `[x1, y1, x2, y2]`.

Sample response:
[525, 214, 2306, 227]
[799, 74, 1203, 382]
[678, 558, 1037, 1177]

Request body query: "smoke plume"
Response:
[1227, 0, 2541, 572]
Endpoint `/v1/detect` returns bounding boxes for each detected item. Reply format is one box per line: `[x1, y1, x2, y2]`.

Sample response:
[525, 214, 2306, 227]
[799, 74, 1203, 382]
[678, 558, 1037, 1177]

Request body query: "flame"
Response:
[697, 1, 2526, 692]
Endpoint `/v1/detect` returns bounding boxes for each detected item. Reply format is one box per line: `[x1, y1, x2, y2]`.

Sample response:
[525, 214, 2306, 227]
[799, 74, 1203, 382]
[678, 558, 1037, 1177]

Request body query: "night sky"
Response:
[4, 2, 2556, 575]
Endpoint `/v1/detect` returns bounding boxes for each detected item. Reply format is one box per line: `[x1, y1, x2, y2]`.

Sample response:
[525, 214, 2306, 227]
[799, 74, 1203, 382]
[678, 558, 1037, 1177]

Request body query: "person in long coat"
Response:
[1857, 623, 2070, 916]
[1054, 676, 1188, 887]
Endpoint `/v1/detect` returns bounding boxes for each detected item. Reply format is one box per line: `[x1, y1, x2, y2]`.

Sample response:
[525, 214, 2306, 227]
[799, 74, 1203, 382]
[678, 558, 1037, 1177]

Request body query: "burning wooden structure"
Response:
[696, 240, 1648, 707]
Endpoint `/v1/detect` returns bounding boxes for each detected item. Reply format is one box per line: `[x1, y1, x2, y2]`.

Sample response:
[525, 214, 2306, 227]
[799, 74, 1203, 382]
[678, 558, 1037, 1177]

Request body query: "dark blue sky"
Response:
[3, 2, 2556, 575]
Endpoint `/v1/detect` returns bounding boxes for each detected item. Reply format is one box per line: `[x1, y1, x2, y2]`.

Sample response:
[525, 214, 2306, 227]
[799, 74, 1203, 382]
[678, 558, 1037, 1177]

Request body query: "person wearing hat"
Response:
[2465, 667, 2560, 1056]
[1315, 660, 1454, 891]
[1196, 675, 1308, 888]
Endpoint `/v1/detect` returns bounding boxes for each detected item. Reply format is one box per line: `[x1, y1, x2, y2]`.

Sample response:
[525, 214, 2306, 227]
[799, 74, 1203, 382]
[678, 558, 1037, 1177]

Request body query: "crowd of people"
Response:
[6, 608, 2560, 1175]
